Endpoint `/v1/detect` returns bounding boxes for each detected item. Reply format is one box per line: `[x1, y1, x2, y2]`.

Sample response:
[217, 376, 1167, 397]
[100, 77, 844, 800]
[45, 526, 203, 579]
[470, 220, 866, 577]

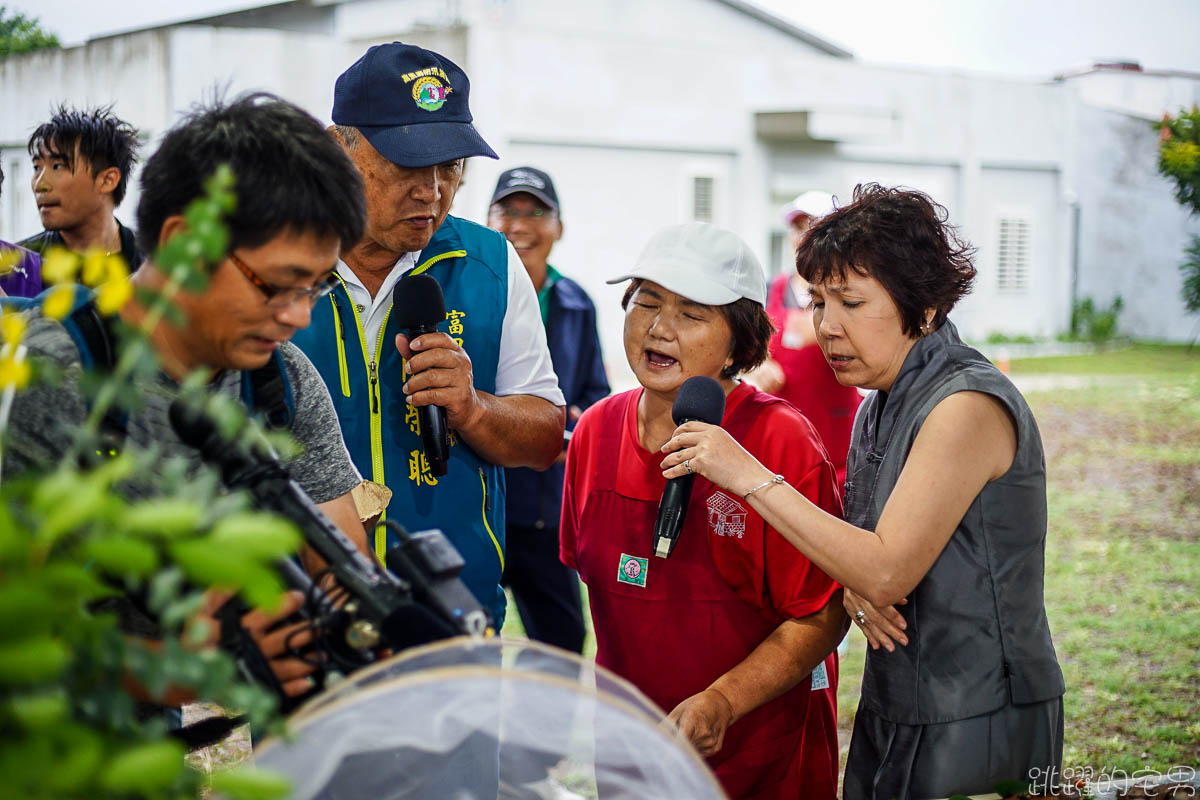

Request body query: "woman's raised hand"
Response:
[659, 421, 772, 496]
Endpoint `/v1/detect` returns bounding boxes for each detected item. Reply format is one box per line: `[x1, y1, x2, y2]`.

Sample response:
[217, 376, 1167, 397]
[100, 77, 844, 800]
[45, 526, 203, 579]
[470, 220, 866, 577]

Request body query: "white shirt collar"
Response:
[335, 250, 421, 361]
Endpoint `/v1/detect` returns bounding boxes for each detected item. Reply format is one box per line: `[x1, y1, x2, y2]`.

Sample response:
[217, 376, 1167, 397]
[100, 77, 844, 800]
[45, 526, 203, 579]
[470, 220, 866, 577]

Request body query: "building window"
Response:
[692, 176, 714, 223]
[996, 215, 1031, 292]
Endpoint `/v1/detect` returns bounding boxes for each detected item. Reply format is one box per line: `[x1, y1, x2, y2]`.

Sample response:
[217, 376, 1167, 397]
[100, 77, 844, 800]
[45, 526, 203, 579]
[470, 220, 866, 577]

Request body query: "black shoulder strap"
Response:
[64, 299, 127, 451]
[242, 351, 294, 431]
[65, 299, 118, 372]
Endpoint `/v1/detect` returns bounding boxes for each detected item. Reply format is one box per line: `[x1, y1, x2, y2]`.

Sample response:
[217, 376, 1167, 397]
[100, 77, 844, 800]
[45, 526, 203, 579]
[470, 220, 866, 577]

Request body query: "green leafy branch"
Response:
[1154, 107, 1200, 318]
[0, 167, 298, 799]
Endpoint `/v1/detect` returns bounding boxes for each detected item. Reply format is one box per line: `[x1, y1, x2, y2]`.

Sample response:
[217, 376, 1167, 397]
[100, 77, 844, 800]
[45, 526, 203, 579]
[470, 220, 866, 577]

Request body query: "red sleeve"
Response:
[765, 274, 789, 359]
[559, 402, 598, 570]
[751, 404, 843, 621]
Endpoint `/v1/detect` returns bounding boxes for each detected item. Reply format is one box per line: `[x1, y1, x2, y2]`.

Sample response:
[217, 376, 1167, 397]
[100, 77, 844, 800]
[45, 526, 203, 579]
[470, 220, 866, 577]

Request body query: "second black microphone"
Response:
[653, 376, 727, 559]
[393, 273, 451, 477]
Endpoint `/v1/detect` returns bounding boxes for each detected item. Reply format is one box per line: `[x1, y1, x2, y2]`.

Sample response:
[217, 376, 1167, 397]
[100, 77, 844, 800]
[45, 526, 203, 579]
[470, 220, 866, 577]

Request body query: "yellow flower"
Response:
[1, 312, 26, 347]
[104, 253, 129, 282]
[41, 247, 80, 285]
[1163, 140, 1200, 174]
[0, 354, 31, 391]
[95, 277, 133, 315]
[81, 248, 108, 285]
[42, 284, 77, 320]
[0, 248, 20, 275]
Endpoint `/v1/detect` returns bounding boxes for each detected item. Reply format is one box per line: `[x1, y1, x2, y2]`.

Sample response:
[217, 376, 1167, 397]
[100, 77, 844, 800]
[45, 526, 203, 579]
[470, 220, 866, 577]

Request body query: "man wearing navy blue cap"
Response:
[292, 43, 566, 630]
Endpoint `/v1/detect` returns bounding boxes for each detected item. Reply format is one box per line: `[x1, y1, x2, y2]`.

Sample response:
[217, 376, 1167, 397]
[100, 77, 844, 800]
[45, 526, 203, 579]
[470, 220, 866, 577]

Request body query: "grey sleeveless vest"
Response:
[845, 320, 1064, 725]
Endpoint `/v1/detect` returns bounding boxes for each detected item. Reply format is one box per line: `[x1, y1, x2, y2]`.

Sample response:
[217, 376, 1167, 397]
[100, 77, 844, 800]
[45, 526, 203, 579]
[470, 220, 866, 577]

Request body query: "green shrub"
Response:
[1155, 108, 1200, 326]
[985, 332, 1037, 345]
[1069, 295, 1124, 343]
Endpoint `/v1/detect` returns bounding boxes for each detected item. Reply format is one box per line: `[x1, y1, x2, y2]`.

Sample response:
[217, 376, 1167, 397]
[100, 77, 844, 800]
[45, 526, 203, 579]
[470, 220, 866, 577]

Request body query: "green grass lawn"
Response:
[1009, 342, 1200, 375]
[1014, 353, 1199, 772]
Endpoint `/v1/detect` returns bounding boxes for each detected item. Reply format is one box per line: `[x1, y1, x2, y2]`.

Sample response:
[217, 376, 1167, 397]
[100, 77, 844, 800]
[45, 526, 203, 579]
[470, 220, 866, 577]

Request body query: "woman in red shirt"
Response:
[560, 223, 847, 800]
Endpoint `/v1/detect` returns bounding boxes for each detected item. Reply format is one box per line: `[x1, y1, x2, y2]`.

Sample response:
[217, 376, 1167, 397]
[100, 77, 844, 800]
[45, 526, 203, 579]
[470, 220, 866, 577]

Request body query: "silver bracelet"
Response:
[742, 473, 785, 499]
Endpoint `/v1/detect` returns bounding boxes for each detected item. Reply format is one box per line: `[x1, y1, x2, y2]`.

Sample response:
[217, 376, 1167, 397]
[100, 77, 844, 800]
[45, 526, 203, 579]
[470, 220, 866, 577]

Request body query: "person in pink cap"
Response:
[749, 190, 861, 490]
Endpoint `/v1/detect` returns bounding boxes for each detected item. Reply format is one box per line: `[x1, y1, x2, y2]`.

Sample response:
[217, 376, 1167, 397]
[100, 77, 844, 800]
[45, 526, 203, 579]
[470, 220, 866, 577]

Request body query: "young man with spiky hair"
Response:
[7, 105, 142, 297]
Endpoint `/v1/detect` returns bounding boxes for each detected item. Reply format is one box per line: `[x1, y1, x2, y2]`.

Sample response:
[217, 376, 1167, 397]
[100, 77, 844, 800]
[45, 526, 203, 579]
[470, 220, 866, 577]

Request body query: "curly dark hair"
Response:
[621, 279, 774, 378]
[795, 183, 977, 337]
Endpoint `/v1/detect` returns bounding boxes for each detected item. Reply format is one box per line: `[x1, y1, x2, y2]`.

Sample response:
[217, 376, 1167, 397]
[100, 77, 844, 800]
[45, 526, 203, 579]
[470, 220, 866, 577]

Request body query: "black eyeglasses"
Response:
[228, 251, 339, 308]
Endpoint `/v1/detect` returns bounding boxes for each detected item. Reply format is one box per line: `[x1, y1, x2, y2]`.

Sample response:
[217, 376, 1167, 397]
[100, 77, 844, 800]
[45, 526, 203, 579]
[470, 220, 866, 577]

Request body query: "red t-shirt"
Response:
[561, 382, 842, 800]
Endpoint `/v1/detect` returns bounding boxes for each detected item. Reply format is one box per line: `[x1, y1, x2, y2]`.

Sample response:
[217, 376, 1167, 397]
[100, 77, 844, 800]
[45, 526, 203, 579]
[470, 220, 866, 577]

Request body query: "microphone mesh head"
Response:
[672, 376, 726, 425]
[392, 274, 446, 330]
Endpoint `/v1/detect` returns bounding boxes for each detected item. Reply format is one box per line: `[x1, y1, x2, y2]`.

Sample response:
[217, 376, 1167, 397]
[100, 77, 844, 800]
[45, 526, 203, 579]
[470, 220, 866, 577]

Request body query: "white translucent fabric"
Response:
[252, 638, 726, 800]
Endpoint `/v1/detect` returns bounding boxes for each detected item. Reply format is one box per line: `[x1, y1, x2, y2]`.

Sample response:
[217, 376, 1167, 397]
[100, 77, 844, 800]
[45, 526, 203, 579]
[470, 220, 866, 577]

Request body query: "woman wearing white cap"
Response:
[659, 186, 1064, 798]
[559, 223, 846, 799]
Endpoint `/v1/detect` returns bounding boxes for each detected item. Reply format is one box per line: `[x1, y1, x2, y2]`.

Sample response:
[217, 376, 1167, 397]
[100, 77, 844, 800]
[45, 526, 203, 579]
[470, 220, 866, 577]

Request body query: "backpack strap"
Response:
[64, 300, 118, 371]
[61, 296, 128, 452]
[241, 350, 294, 431]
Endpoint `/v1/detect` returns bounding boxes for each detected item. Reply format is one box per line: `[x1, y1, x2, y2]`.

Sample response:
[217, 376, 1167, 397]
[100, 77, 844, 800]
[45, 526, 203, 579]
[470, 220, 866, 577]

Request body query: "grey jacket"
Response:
[846, 320, 1065, 725]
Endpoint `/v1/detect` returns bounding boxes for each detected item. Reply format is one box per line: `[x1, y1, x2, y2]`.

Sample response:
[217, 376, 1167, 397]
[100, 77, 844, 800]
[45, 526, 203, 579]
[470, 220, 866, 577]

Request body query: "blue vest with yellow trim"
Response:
[291, 215, 509, 623]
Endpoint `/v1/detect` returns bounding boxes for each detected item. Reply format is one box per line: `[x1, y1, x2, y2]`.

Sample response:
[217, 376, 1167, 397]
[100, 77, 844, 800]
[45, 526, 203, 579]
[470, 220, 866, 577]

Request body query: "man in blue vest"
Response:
[294, 43, 566, 627]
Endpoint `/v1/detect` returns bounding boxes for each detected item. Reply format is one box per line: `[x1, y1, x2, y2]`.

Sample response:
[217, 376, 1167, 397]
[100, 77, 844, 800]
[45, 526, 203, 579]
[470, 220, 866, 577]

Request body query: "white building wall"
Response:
[1075, 107, 1198, 342]
[961, 166, 1062, 339]
[454, 0, 841, 385]
[1, 0, 1194, 355]
[1066, 71, 1200, 121]
[0, 27, 347, 242]
[165, 27, 344, 124]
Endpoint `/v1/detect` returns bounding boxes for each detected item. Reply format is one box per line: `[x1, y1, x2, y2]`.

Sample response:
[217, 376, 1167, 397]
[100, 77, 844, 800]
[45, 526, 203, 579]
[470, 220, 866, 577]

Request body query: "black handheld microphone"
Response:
[392, 274, 451, 477]
[653, 376, 727, 559]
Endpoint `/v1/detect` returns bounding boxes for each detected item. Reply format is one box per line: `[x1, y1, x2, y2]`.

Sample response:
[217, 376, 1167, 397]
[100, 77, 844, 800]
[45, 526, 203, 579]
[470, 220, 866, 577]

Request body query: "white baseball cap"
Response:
[782, 190, 836, 224]
[607, 222, 766, 306]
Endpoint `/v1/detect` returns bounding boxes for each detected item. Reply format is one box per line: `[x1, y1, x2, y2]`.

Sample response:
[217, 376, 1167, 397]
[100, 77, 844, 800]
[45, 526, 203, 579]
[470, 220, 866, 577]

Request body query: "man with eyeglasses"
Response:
[3, 93, 370, 703]
[486, 167, 609, 654]
[293, 43, 566, 629]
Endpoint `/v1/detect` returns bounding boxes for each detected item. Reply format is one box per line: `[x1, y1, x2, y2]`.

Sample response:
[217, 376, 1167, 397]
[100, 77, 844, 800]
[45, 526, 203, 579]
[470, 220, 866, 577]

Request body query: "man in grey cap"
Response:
[487, 166, 610, 655]
[291, 42, 566, 628]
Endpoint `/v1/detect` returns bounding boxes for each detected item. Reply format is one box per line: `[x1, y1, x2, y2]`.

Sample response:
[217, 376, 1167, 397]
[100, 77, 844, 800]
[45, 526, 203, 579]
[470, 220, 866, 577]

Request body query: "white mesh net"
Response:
[251, 637, 726, 800]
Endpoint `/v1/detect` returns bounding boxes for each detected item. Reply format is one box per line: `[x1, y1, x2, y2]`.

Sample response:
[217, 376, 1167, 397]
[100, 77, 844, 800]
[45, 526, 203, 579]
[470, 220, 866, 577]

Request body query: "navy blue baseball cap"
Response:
[490, 166, 560, 214]
[332, 42, 498, 168]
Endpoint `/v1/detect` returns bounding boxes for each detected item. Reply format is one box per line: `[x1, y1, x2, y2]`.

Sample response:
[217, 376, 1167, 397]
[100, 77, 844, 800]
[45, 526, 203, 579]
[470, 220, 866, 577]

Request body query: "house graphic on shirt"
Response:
[706, 491, 747, 539]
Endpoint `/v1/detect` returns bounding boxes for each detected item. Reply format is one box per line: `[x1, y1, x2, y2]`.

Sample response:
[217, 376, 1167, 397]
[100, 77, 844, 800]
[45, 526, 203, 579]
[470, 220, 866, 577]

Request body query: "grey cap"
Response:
[607, 223, 766, 306]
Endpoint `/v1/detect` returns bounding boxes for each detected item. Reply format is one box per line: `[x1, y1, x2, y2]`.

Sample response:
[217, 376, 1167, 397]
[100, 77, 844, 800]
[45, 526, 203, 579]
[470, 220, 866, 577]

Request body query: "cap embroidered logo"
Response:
[412, 76, 452, 111]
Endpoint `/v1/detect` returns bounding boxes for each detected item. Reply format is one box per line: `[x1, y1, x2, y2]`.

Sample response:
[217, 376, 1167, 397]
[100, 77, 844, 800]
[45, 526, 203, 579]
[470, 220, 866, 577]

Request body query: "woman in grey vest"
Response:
[658, 184, 1065, 799]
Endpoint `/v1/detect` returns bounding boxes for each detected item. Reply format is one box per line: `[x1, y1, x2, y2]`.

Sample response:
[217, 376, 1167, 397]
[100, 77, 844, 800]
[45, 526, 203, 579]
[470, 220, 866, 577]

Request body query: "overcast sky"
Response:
[10, 0, 1200, 79]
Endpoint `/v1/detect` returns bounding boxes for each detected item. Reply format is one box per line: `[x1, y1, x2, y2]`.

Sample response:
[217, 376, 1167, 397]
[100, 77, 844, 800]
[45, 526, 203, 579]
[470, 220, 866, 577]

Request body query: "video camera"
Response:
[167, 399, 492, 743]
